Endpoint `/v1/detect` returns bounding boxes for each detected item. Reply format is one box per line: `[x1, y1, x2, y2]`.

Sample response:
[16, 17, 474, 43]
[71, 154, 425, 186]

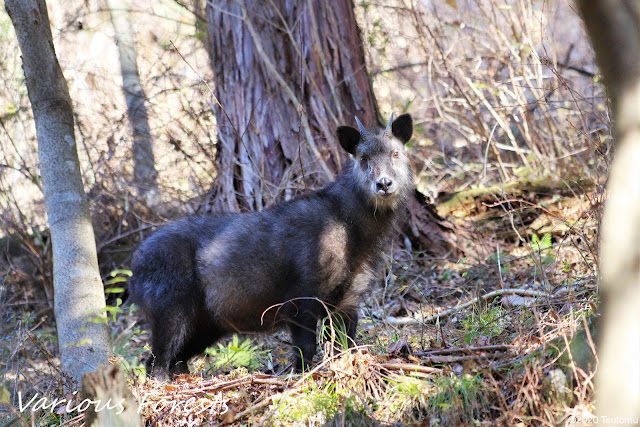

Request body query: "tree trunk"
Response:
[206, 0, 464, 258]
[206, 0, 379, 212]
[106, 0, 158, 205]
[81, 365, 141, 426]
[5, 0, 111, 381]
[578, 0, 640, 419]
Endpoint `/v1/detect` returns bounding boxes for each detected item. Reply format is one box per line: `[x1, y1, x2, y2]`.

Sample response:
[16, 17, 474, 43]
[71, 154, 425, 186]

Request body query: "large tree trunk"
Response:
[578, 1, 640, 420]
[106, 0, 158, 205]
[206, 0, 464, 257]
[207, 0, 379, 212]
[5, 0, 111, 381]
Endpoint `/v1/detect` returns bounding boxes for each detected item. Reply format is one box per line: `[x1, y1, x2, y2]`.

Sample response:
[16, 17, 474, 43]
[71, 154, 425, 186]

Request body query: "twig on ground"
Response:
[379, 363, 443, 374]
[385, 288, 549, 326]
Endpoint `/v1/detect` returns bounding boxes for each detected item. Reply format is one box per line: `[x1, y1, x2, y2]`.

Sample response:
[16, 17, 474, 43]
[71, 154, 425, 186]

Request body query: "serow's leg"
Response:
[289, 312, 318, 372]
[146, 311, 191, 380]
[171, 327, 222, 376]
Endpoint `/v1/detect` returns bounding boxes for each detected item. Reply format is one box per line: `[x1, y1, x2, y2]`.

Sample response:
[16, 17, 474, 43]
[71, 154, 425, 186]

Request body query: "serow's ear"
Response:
[391, 113, 413, 144]
[336, 126, 361, 155]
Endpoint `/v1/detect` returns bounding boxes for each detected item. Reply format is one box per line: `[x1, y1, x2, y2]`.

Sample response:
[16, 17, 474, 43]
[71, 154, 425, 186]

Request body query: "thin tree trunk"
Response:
[578, 0, 640, 419]
[106, 0, 158, 205]
[5, 0, 111, 381]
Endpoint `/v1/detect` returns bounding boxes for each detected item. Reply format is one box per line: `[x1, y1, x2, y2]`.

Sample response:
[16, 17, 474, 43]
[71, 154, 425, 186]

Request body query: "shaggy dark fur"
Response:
[129, 114, 414, 377]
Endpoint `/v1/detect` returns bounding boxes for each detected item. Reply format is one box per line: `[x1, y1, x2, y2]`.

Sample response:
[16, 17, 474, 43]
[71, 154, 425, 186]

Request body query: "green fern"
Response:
[531, 232, 552, 251]
[205, 335, 267, 371]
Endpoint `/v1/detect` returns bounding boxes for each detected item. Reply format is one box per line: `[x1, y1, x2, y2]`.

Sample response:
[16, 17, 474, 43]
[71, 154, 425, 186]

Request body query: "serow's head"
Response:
[337, 113, 413, 210]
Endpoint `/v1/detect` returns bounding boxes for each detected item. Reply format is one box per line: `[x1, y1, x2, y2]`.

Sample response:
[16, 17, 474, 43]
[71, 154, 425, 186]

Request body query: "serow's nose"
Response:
[376, 177, 393, 193]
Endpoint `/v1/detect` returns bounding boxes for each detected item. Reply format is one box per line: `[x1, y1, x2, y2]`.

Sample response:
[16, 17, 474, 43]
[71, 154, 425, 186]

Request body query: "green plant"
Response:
[320, 312, 351, 351]
[105, 268, 131, 293]
[204, 335, 268, 371]
[533, 233, 554, 264]
[427, 374, 489, 424]
[100, 298, 123, 323]
[531, 232, 552, 251]
[462, 305, 507, 345]
[112, 304, 148, 378]
[386, 376, 430, 421]
[273, 380, 368, 425]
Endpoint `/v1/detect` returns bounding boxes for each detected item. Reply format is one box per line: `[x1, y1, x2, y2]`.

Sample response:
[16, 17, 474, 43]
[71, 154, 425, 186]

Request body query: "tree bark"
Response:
[5, 0, 111, 381]
[206, 0, 379, 212]
[206, 0, 464, 258]
[578, 0, 640, 419]
[106, 0, 159, 205]
[81, 365, 141, 426]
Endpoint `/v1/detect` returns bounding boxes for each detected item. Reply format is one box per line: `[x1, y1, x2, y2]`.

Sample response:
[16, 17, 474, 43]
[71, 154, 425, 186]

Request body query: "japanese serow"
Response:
[129, 113, 414, 377]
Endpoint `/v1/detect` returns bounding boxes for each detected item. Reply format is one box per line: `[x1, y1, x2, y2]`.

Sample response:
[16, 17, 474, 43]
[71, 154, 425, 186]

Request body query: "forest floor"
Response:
[1, 176, 601, 426]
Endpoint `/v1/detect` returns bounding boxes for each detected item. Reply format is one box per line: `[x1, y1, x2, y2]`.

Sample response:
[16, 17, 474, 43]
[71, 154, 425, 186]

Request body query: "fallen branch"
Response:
[413, 344, 516, 364]
[417, 354, 495, 364]
[416, 344, 516, 356]
[379, 363, 443, 374]
[385, 288, 549, 326]
[186, 374, 285, 395]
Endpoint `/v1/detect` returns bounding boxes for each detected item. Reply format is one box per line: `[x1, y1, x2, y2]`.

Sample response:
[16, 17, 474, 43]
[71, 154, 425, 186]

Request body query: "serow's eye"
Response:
[392, 151, 400, 159]
[360, 155, 368, 163]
